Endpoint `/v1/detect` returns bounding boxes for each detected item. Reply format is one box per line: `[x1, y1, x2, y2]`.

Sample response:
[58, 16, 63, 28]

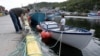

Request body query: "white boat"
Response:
[88, 11, 100, 17]
[39, 21, 95, 50]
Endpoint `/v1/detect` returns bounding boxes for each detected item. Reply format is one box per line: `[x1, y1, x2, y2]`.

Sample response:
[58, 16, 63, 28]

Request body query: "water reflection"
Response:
[82, 39, 100, 56]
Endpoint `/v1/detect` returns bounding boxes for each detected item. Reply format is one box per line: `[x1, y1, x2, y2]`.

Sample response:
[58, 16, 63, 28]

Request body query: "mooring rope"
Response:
[58, 31, 63, 56]
[48, 31, 63, 49]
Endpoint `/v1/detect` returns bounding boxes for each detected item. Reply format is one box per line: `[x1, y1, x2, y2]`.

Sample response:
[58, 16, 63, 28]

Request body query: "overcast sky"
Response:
[0, 0, 67, 10]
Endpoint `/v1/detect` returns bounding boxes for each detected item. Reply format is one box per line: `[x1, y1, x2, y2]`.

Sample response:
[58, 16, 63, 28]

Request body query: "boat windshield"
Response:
[47, 24, 58, 29]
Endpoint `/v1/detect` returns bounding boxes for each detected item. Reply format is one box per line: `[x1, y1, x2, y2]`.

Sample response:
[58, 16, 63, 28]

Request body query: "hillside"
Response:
[26, 0, 100, 13]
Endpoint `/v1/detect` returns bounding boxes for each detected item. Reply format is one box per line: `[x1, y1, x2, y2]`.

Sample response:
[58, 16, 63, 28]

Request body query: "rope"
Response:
[58, 31, 63, 56]
[34, 33, 59, 56]
[48, 32, 63, 48]
[41, 31, 63, 56]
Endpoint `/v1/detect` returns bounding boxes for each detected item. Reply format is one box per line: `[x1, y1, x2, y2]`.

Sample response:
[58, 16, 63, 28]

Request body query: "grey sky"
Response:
[0, 0, 67, 10]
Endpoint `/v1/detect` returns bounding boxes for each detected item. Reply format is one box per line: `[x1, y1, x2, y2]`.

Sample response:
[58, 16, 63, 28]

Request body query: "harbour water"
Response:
[42, 38, 83, 56]
[82, 39, 100, 56]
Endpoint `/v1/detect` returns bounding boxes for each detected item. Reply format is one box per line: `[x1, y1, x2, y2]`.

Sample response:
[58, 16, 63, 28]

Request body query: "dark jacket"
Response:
[9, 8, 25, 17]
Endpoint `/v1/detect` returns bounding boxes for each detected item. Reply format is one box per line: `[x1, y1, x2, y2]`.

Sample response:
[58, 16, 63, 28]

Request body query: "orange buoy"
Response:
[40, 31, 51, 39]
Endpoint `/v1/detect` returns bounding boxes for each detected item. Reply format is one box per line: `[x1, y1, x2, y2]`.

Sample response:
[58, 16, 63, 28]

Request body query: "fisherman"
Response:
[9, 8, 30, 33]
[60, 14, 66, 31]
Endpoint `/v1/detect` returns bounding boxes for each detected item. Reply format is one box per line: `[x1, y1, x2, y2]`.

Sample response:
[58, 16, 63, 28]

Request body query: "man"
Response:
[9, 8, 29, 33]
[60, 15, 66, 31]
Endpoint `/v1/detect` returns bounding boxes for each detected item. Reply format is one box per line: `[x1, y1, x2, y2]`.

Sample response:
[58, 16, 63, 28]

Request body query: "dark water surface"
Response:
[42, 38, 83, 56]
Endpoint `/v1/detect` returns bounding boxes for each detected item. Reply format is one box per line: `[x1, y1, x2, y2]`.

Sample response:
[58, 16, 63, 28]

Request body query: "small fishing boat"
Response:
[39, 21, 95, 49]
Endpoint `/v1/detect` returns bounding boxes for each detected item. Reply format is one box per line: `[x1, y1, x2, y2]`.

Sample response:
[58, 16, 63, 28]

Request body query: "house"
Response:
[0, 6, 8, 16]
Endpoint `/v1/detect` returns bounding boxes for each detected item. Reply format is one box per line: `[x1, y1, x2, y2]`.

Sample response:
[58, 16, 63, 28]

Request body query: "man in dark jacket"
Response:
[9, 8, 29, 33]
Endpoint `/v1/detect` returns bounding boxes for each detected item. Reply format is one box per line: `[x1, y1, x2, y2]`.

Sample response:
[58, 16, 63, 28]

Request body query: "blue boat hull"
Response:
[30, 12, 45, 27]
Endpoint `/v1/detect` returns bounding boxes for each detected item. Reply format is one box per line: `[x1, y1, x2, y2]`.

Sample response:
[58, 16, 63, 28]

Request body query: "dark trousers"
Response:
[9, 11, 22, 32]
[60, 25, 65, 31]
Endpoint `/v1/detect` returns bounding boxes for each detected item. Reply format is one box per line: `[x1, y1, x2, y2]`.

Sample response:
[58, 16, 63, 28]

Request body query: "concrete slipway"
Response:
[0, 15, 22, 56]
